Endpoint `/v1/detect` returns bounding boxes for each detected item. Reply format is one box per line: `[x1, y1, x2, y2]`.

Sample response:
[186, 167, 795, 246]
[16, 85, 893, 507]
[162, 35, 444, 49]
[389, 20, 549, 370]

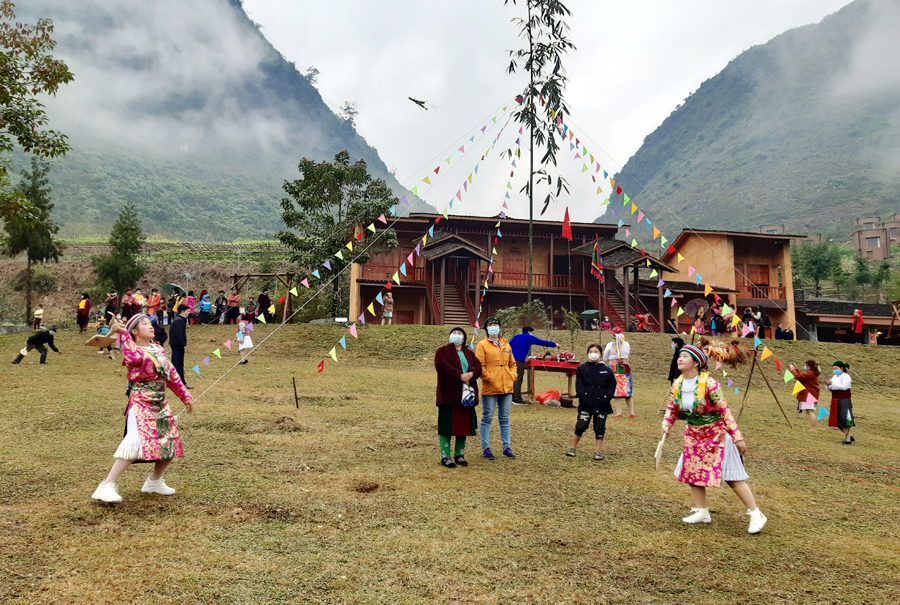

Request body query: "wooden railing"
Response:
[455, 279, 477, 326]
[472, 271, 586, 290]
[737, 284, 785, 300]
[425, 270, 441, 325]
[360, 264, 425, 282]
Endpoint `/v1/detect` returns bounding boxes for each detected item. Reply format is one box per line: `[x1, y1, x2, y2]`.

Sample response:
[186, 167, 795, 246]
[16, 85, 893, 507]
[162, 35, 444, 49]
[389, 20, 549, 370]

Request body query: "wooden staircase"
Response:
[435, 283, 471, 327]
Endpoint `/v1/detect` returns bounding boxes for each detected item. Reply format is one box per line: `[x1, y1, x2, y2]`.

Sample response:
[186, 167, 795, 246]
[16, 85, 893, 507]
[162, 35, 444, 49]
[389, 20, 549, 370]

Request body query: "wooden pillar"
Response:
[657, 277, 664, 334]
[475, 260, 482, 319]
[440, 257, 446, 325]
[624, 266, 631, 329]
[602, 269, 608, 318]
[633, 265, 640, 318]
[284, 273, 294, 323]
[549, 233, 555, 287]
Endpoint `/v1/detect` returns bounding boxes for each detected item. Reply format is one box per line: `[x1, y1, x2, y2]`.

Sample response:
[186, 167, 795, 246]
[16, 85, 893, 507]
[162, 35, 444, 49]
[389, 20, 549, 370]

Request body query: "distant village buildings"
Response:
[850, 215, 899, 260]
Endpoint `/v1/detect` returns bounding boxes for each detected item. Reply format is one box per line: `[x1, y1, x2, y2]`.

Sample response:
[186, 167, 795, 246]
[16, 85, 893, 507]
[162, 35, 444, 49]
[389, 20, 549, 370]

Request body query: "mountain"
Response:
[606, 0, 900, 240]
[17, 0, 430, 241]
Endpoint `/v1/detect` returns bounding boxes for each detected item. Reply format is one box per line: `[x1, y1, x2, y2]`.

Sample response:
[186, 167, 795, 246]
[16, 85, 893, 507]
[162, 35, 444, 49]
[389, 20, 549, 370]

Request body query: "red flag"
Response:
[385, 282, 392, 290]
[562, 207, 573, 241]
[317, 360, 325, 373]
[775, 359, 783, 372]
[278, 296, 286, 304]
[356, 232, 364, 241]
[667, 245, 676, 255]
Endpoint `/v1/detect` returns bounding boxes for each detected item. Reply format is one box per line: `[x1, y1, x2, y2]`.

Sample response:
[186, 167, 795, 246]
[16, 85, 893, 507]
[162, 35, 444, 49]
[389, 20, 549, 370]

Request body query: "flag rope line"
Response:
[563, 114, 900, 415]
[178, 97, 519, 408]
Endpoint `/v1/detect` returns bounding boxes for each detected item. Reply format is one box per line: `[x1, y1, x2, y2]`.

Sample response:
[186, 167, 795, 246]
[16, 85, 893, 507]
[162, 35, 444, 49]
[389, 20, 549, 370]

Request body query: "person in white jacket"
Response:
[825, 360, 854, 444]
[603, 327, 634, 418]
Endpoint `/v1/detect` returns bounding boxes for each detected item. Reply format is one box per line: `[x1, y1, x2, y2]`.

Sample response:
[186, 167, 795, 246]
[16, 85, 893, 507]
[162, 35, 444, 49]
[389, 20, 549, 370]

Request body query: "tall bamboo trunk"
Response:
[25, 259, 33, 324]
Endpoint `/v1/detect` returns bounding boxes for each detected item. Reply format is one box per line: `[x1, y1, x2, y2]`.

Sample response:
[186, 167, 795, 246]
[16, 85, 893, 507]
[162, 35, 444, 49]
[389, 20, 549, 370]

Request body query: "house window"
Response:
[765, 229, 778, 235]
[864, 222, 876, 230]
[866, 237, 881, 249]
[891, 228, 898, 239]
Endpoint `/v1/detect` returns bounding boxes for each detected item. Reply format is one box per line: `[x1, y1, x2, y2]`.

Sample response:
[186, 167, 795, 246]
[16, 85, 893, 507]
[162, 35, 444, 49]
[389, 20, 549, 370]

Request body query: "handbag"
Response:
[461, 383, 476, 407]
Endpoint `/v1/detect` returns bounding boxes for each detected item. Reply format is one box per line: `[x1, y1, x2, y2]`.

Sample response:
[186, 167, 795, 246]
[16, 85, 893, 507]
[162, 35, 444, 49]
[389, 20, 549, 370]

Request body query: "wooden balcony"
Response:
[474, 271, 585, 291]
[737, 284, 786, 301]
[359, 264, 426, 282]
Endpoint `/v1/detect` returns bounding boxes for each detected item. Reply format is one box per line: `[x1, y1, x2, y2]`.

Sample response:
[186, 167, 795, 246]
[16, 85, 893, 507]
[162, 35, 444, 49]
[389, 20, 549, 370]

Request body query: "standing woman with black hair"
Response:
[434, 327, 482, 468]
[826, 361, 855, 444]
[76, 293, 91, 333]
[568, 343, 616, 460]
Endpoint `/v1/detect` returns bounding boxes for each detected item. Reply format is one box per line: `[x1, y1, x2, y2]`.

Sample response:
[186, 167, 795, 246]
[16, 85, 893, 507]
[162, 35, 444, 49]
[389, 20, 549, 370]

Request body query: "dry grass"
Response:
[1, 325, 899, 604]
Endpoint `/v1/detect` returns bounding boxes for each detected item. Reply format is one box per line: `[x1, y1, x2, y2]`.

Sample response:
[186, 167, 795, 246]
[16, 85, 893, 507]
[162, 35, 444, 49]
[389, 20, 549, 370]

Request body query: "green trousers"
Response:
[440, 435, 466, 458]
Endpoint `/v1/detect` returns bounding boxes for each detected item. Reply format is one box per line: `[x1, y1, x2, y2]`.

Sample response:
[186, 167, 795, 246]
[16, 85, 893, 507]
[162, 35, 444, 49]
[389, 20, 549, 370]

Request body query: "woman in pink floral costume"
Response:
[661, 345, 768, 534]
[91, 314, 194, 503]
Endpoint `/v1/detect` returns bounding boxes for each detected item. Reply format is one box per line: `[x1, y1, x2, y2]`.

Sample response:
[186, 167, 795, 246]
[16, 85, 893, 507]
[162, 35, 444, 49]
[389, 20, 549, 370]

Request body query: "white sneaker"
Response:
[141, 477, 176, 495]
[91, 481, 122, 503]
[747, 509, 768, 534]
[682, 507, 711, 524]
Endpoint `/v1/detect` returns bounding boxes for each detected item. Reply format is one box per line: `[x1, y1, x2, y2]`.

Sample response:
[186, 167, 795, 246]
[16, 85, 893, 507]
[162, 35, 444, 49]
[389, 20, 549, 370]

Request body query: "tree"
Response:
[340, 101, 358, 127]
[277, 151, 398, 317]
[304, 65, 319, 86]
[0, 1, 74, 223]
[792, 241, 841, 296]
[503, 0, 575, 313]
[92, 204, 146, 295]
[1, 157, 64, 319]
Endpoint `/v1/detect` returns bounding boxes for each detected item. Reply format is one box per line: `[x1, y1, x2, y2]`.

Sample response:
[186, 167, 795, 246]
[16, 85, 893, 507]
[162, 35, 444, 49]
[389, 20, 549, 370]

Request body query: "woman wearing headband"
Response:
[91, 314, 194, 503]
[662, 344, 768, 534]
[826, 361, 854, 444]
[603, 327, 634, 418]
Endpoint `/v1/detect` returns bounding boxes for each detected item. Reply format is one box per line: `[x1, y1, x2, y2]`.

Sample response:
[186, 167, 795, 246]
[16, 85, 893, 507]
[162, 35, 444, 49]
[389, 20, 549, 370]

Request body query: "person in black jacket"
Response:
[168, 306, 191, 389]
[567, 343, 617, 460]
[151, 315, 168, 347]
[12, 326, 61, 364]
[667, 337, 685, 382]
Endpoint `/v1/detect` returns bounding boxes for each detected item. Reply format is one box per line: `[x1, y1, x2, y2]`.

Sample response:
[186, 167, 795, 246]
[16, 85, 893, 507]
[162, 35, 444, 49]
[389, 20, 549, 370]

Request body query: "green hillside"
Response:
[607, 0, 900, 240]
[17, 0, 429, 241]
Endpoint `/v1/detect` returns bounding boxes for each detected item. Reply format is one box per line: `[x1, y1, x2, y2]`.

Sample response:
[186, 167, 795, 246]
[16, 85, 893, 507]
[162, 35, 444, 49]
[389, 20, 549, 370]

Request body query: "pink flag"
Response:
[716, 361, 722, 370]
[456, 190, 462, 201]
[224, 340, 232, 350]
[378, 214, 387, 224]
[742, 325, 753, 337]
[625, 229, 631, 237]
[407, 252, 414, 264]
[349, 324, 358, 339]
[638, 211, 645, 222]
[688, 265, 695, 277]
[671, 298, 677, 307]
[502, 202, 508, 209]
[458, 145, 465, 153]
[301, 278, 309, 288]
[806, 392, 817, 405]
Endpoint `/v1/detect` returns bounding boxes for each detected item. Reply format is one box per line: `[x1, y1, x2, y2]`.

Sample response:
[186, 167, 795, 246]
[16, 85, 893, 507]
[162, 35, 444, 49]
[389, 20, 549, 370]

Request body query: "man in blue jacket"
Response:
[510, 326, 557, 405]
[169, 305, 192, 389]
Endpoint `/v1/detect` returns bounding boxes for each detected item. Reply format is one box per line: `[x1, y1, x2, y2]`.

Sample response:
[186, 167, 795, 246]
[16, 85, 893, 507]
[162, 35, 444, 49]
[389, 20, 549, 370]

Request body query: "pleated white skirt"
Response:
[674, 433, 749, 483]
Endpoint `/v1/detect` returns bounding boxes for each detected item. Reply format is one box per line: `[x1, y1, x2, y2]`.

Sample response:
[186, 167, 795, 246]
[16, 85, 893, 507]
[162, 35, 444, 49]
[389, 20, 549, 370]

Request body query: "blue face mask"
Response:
[487, 326, 500, 337]
[449, 333, 464, 346]
[833, 369, 841, 376]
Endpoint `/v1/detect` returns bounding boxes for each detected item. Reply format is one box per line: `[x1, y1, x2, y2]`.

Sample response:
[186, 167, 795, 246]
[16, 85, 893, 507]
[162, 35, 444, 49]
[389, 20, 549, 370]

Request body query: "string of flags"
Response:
[559, 117, 820, 405]
[186, 102, 515, 378]
[315, 104, 518, 372]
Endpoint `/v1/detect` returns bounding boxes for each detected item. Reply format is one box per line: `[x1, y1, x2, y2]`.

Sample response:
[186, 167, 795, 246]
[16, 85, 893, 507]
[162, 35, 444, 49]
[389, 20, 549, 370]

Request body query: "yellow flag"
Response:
[213, 348, 221, 358]
[597, 186, 603, 194]
[423, 176, 431, 185]
[367, 223, 376, 233]
[367, 303, 375, 315]
[690, 326, 696, 334]
[268, 305, 276, 313]
[258, 315, 266, 324]
[329, 347, 337, 362]
[495, 221, 501, 227]
[631, 203, 637, 215]
[677, 253, 684, 263]
[492, 247, 497, 255]
[731, 314, 740, 328]
[760, 346, 773, 360]
[468, 174, 473, 183]
[392, 272, 400, 284]
[290, 287, 297, 296]
[590, 154, 594, 164]
[422, 234, 428, 244]
[704, 284, 712, 296]
[677, 307, 685, 317]
[792, 381, 805, 395]
[346, 241, 353, 251]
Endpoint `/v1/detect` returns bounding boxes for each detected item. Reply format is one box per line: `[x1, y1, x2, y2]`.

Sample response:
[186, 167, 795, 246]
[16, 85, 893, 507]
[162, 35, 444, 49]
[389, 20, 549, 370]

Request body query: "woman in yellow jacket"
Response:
[476, 317, 517, 459]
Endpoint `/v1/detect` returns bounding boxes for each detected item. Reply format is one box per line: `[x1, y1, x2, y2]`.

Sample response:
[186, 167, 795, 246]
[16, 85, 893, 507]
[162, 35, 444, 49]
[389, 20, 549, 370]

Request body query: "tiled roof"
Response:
[797, 298, 896, 318]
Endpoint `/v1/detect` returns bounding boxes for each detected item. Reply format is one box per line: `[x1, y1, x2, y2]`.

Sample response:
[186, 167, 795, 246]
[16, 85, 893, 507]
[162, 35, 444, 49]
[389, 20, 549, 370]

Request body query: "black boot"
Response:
[440, 457, 457, 469]
[12, 355, 23, 364]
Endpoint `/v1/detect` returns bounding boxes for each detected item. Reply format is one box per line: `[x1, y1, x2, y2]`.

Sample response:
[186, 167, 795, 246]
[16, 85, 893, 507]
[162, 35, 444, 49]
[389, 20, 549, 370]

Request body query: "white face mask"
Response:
[487, 326, 500, 336]
[449, 333, 464, 346]
[588, 352, 601, 362]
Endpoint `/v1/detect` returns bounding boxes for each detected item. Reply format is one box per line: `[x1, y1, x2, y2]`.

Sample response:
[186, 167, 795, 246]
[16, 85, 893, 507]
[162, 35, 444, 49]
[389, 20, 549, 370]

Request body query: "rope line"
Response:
[564, 115, 900, 415]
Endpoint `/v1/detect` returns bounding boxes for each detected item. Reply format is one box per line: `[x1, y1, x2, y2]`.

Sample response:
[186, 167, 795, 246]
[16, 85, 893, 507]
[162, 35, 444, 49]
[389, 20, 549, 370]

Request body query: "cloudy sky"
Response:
[242, 0, 852, 222]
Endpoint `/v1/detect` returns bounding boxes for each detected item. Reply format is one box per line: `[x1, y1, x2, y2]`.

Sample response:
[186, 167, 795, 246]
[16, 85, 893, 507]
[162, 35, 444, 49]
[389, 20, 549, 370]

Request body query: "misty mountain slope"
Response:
[607, 0, 900, 239]
[19, 0, 425, 241]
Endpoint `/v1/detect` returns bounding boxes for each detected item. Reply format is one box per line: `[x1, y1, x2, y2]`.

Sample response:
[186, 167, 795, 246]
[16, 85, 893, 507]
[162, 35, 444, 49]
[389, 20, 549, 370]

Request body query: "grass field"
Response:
[1, 325, 899, 604]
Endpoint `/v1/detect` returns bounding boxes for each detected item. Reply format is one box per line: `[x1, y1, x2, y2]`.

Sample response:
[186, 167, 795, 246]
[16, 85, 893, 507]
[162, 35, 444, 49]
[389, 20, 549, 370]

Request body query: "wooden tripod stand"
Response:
[737, 350, 793, 428]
